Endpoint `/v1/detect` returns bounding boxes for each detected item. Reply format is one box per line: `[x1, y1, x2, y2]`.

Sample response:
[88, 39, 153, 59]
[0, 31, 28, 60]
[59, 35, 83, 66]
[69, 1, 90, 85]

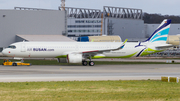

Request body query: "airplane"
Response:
[2, 19, 172, 66]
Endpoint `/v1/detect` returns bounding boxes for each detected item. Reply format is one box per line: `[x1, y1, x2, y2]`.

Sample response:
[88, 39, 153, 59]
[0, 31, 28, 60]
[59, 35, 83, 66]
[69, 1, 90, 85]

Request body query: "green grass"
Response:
[0, 59, 180, 66]
[0, 80, 180, 101]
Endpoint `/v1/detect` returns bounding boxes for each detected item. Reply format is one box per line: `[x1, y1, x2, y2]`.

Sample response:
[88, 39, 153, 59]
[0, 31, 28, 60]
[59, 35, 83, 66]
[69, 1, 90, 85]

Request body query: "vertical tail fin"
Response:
[145, 19, 171, 43]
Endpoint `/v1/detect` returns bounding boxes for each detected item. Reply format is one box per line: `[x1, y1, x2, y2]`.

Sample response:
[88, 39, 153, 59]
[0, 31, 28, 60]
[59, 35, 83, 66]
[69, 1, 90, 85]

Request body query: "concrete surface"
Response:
[0, 64, 179, 82]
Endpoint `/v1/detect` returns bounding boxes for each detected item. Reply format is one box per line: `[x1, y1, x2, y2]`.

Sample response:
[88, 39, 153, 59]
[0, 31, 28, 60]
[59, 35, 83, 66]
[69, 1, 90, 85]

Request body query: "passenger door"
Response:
[21, 43, 26, 52]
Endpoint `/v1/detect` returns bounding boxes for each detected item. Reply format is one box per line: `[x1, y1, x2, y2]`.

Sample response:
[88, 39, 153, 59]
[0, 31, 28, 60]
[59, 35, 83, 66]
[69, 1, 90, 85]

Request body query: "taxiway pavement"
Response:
[0, 64, 180, 82]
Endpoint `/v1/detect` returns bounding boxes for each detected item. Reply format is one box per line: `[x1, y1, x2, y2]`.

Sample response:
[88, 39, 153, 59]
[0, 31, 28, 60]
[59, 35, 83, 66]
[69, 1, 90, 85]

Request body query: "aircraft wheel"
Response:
[89, 61, 95, 66]
[82, 61, 88, 66]
[12, 63, 17, 66]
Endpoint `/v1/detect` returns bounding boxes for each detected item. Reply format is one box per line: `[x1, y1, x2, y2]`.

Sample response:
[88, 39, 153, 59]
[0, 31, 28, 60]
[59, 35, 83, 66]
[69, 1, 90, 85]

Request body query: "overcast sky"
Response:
[0, 0, 180, 15]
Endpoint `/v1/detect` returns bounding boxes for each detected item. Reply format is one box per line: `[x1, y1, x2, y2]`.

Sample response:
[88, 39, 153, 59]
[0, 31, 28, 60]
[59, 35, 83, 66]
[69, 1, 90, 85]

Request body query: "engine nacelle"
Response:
[67, 54, 82, 63]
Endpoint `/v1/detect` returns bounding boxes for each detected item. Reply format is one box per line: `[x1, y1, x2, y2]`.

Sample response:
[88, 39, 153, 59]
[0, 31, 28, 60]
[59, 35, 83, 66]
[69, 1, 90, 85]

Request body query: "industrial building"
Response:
[65, 6, 144, 41]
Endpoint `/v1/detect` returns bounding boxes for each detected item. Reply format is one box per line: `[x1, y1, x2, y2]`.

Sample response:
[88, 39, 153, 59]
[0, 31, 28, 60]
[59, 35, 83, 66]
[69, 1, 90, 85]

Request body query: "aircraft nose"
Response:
[2, 49, 5, 55]
[2, 49, 8, 56]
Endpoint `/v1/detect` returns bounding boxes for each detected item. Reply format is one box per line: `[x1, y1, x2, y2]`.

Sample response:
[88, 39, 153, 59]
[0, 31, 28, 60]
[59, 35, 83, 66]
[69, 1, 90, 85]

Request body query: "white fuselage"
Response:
[2, 41, 157, 59]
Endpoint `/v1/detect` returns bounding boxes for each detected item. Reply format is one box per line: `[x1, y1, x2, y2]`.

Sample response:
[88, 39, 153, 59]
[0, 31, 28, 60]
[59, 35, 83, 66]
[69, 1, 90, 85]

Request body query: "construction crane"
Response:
[61, 0, 65, 11]
[100, 13, 103, 36]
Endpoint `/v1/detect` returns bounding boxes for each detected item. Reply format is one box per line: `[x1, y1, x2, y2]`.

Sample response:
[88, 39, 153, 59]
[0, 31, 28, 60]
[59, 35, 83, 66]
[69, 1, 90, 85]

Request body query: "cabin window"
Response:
[8, 45, 16, 49]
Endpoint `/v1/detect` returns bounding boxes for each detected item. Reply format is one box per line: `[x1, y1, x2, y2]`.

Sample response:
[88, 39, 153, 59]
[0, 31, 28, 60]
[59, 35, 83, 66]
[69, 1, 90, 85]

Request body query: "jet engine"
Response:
[67, 54, 82, 63]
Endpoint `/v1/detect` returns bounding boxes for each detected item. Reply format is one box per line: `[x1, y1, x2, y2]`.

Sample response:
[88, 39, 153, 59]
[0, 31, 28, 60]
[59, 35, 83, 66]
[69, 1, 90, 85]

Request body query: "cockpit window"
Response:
[8, 45, 16, 49]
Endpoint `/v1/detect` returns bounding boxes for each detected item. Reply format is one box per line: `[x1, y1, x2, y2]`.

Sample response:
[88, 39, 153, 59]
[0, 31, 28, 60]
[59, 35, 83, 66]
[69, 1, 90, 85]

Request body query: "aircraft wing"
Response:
[79, 39, 128, 56]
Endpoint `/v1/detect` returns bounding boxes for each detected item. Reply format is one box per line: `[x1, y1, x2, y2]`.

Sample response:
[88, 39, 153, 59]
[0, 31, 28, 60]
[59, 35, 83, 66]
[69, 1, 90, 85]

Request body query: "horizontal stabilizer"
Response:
[155, 44, 173, 49]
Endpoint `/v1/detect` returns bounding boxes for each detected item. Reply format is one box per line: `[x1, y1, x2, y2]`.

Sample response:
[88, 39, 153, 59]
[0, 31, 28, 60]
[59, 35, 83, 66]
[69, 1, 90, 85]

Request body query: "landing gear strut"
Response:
[89, 55, 94, 66]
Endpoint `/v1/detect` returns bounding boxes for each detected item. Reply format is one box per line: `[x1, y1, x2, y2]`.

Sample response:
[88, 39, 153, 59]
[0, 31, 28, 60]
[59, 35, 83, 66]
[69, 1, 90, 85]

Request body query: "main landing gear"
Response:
[82, 61, 88, 66]
[82, 61, 95, 66]
[82, 55, 95, 66]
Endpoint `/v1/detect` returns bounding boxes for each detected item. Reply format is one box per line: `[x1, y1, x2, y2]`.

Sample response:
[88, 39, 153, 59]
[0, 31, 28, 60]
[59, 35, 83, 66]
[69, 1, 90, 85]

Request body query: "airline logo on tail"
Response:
[136, 19, 172, 57]
[145, 19, 171, 43]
